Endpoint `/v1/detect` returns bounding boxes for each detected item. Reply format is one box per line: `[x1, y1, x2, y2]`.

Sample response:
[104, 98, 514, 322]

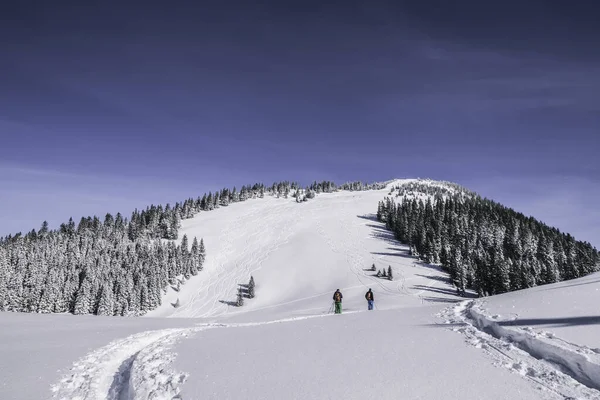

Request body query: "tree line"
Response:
[377, 182, 599, 296]
[0, 178, 386, 316]
[0, 181, 293, 315]
[0, 218, 205, 316]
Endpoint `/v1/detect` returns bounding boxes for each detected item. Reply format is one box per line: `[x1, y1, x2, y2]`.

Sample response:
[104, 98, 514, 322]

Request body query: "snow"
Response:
[144, 183, 458, 320]
[465, 272, 600, 349]
[0, 312, 194, 400]
[437, 273, 600, 398]
[174, 306, 545, 400]
[1, 179, 599, 399]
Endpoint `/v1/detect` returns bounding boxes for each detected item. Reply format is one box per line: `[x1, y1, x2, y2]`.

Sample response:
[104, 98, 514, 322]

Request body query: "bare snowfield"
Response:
[1, 179, 599, 399]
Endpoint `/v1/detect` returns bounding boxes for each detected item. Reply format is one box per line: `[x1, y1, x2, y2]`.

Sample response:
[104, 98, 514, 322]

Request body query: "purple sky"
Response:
[1, 1, 598, 246]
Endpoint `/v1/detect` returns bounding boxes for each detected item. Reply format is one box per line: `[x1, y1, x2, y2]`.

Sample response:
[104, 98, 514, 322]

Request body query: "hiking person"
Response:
[332, 289, 343, 314]
[365, 288, 374, 310]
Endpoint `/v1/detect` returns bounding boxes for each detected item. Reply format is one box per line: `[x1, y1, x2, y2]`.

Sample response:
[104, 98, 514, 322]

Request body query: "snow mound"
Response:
[467, 301, 600, 391]
[438, 299, 600, 399]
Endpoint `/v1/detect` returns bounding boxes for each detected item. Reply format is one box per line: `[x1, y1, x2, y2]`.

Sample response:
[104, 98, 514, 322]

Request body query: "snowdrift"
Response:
[440, 271, 600, 399]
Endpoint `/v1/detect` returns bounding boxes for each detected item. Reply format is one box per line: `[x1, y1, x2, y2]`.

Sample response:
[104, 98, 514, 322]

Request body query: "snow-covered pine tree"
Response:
[450, 247, 466, 296]
[0, 247, 8, 311]
[387, 266, 393, 280]
[190, 237, 200, 275]
[236, 288, 244, 306]
[97, 283, 115, 316]
[375, 180, 600, 296]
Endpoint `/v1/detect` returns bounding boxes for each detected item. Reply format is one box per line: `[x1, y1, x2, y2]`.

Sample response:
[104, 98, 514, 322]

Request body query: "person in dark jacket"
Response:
[333, 289, 343, 314]
[365, 288, 374, 310]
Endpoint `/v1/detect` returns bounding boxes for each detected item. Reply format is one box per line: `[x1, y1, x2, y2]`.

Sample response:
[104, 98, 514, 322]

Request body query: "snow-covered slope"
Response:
[439, 272, 600, 399]
[1, 179, 599, 400]
[145, 179, 459, 321]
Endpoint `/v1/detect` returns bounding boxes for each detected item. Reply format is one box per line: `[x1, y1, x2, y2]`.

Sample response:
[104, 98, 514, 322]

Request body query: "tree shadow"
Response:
[236, 287, 252, 298]
[426, 315, 600, 330]
[543, 278, 600, 291]
[371, 251, 414, 259]
[421, 296, 464, 304]
[357, 214, 378, 221]
[414, 273, 450, 284]
[411, 285, 470, 298]
[498, 316, 600, 328]
[365, 224, 393, 234]
[219, 300, 238, 307]
[412, 260, 446, 273]
[369, 230, 407, 249]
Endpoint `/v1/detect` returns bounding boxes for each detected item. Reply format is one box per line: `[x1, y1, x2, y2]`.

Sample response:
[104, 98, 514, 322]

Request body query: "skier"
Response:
[365, 288, 374, 310]
[332, 289, 343, 314]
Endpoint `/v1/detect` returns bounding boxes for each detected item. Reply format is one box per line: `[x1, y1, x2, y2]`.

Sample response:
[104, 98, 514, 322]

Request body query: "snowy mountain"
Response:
[1, 178, 599, 399]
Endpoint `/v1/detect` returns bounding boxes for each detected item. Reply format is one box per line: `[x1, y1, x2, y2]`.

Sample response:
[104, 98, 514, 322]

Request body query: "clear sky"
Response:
[1, 1, 598, 246]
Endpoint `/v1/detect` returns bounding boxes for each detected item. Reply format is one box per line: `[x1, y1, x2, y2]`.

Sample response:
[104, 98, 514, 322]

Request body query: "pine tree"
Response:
[374, 180, 600, 297]
[0, 248, 8, 311]
[450, 247, 466, 295]
[190, 237, 200, 275]
[97, 284, 115, 316]
[246, 275, 255, 298]
[199, 239, 206, 266]
[73, 278, 92, 315]
[236, 288, 244, 306]
[387, 266, 393, 280]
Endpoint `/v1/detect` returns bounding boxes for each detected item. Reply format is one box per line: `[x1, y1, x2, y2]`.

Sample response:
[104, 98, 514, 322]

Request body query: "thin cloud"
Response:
[0, 163, 83, 179]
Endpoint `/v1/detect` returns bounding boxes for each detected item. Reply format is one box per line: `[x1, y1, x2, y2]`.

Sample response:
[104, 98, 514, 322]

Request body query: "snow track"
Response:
[439, 300, 600, 399]
[50, 313, 354, 400]
[50, 328, 189, 400]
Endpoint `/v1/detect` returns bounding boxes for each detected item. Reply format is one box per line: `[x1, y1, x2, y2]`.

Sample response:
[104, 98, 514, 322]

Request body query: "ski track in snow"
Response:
[50, 328, 188, 400]
[49, 312, 358, 400]
[169, 201, 303, 319]
[315, 205, 404, 298]
[315, 204, 443, 304]
[438, 300, 600, 399]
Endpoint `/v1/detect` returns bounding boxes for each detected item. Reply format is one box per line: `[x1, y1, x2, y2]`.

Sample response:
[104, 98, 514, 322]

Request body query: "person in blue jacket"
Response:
[365, 288, 374, 310]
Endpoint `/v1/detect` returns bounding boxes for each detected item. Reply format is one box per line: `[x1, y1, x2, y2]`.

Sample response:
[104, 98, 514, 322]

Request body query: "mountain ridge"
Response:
[0, 177, 597, 318]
